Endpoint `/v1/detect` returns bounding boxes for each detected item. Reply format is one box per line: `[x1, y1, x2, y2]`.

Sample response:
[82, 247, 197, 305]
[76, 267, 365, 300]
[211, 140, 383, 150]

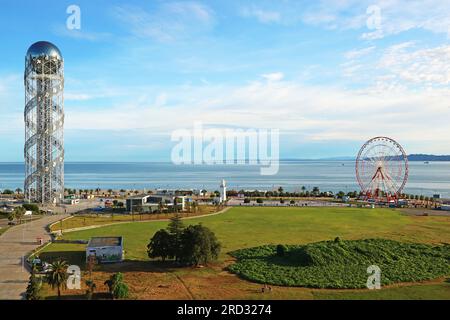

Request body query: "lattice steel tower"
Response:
[24, 41, 64, 204]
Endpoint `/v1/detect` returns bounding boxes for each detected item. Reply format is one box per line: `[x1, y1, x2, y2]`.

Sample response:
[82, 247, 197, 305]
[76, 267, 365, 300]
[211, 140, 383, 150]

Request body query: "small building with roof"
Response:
[86, 236, 123, 263]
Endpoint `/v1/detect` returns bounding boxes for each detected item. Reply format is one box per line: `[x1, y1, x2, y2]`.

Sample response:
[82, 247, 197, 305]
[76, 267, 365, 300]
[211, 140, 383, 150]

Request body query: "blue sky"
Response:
[1, 0, 450, 161]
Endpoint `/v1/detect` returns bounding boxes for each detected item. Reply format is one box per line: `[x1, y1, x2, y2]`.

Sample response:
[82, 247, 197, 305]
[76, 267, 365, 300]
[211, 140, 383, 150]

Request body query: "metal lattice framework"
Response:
[24, 41, 64, 204]
[355, 137, 408, 201]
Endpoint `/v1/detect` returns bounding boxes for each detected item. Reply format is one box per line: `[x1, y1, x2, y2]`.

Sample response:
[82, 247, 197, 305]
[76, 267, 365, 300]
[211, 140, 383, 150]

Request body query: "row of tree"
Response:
[0, 188, 22, 195]
[147, 215, 221, 266]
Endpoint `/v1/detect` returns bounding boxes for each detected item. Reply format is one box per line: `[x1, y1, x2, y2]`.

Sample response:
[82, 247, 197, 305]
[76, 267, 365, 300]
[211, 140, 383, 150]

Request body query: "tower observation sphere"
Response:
[24, 41, 64, 204]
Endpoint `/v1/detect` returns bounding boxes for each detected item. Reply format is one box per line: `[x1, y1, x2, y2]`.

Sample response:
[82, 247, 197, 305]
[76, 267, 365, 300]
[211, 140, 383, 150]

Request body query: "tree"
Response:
[14, 206, 26, 224]
[104, 273, 129, 299]
[45, 260, 69, 299]
[25, 267, 42, 300]
[278, 187, 284, 194]
[15, 188, 22, 194]
[167, 214, 185, 260]
[178, 224, 221, 266]
[168, 214, 184, 236]
[147, 229, 173, 262]
[7, 211, 16, 222]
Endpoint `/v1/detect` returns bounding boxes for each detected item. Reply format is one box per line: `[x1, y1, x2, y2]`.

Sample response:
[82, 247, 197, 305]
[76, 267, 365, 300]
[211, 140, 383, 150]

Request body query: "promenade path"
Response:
[0, 214, 67, 300]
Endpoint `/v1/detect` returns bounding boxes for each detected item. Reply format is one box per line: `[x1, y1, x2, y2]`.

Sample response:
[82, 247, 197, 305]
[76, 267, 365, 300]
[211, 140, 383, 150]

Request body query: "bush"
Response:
[113, 282, 129, 299]
[228, 239, 450, 289]
[256, 198, 264, 204]
[244, 198, 250, 204]
[105, 272, 129, 299]
[276, 244, 288, 257]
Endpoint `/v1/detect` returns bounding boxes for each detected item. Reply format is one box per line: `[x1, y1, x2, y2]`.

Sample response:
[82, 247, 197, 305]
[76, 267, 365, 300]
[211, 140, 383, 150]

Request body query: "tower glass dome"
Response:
[26, 41, 62, 60]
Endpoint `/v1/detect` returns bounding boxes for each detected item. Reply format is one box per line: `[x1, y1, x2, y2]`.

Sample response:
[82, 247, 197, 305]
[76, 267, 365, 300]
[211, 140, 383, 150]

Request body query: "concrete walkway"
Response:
[0, 214, 67, 300]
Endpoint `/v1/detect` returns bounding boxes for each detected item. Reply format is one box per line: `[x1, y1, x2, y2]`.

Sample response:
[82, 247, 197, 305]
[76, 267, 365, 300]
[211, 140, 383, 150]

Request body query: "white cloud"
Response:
[52, 26, 111, 42]
[62, 76, 450, 155]
[378, 42, 450, 86]
[240, 6, 281, 23]
[261, 72, 284, 82]
[297, 0, 450, 39]
[344, 46, 376, 60]
[113, 2, 215, 42]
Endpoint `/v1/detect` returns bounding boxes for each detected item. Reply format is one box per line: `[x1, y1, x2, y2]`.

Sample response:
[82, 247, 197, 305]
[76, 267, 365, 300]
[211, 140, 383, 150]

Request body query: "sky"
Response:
[0, 0, 450, 162]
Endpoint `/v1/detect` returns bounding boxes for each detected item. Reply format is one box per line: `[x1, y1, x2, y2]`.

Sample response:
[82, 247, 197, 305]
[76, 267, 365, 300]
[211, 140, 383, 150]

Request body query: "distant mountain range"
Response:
[282, 154, 450, 161]
[406, 154, 450, 161]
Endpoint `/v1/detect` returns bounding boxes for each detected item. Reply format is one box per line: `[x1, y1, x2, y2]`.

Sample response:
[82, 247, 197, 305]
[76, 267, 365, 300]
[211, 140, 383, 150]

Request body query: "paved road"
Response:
[0, 214, 67, 300]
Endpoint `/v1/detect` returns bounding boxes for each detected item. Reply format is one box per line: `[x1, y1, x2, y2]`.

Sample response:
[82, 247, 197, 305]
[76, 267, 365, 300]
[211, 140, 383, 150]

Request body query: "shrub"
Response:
[228, 239, 450, 289]
[276, 244, 288, 257]
[105, 272, 129, 299]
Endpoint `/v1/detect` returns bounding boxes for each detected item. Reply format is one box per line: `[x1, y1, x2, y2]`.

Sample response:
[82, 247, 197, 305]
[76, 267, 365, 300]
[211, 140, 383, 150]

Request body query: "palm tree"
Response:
[46, 260, 69, 299]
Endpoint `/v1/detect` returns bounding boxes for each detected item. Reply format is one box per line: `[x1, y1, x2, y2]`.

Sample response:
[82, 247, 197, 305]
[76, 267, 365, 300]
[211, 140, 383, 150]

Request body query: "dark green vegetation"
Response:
[228, 239, 450, 289]
[45, 260, 69, 298]
[104, 272, 129, 299]
[25, 267, 43, 300]
[148, 215, 221, 266]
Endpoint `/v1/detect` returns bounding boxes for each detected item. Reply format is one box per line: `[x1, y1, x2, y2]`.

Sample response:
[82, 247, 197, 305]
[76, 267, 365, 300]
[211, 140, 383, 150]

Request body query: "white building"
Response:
[86, 237, 123, 263]
[220, 179, 227, 203]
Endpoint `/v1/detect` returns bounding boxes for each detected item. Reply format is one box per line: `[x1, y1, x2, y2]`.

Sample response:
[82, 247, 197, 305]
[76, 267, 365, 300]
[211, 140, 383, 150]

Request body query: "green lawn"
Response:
[54, 207, 434, 261]
[40, 206, 450, 299]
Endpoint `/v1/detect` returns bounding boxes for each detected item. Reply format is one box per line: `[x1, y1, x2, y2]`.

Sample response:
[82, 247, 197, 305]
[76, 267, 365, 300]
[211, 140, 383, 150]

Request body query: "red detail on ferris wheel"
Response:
[356, 137, 409, 200]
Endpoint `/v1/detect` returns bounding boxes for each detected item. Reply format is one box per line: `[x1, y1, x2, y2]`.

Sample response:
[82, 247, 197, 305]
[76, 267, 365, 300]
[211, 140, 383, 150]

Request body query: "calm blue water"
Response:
[0, 161, 449, 197]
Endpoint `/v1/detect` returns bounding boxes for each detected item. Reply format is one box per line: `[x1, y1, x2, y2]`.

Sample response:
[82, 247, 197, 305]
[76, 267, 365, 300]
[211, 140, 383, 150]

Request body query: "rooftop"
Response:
[87, 236, 122, 247]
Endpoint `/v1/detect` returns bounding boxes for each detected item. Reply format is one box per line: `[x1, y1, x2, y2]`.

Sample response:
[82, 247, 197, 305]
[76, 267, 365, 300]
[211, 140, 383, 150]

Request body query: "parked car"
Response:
[8, 221, 16, 226]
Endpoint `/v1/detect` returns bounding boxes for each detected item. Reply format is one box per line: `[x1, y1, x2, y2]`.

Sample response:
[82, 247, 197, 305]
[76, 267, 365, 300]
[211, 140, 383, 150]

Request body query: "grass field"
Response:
[40, 206, 450, 299]
[49, 206, 220, 232]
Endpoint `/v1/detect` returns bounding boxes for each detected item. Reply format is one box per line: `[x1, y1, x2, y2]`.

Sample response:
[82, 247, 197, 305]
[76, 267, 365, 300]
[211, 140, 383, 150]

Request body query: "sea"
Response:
[0, 161, 449, 198]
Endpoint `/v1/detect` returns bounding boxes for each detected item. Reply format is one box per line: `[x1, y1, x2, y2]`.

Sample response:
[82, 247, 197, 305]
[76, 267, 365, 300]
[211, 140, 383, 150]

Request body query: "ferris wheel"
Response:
[355, 137, 409, 200]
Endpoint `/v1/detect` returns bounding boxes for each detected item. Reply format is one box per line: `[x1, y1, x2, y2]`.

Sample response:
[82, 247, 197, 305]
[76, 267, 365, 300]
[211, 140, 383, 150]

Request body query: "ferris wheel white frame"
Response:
[355, 136, 409, 200]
